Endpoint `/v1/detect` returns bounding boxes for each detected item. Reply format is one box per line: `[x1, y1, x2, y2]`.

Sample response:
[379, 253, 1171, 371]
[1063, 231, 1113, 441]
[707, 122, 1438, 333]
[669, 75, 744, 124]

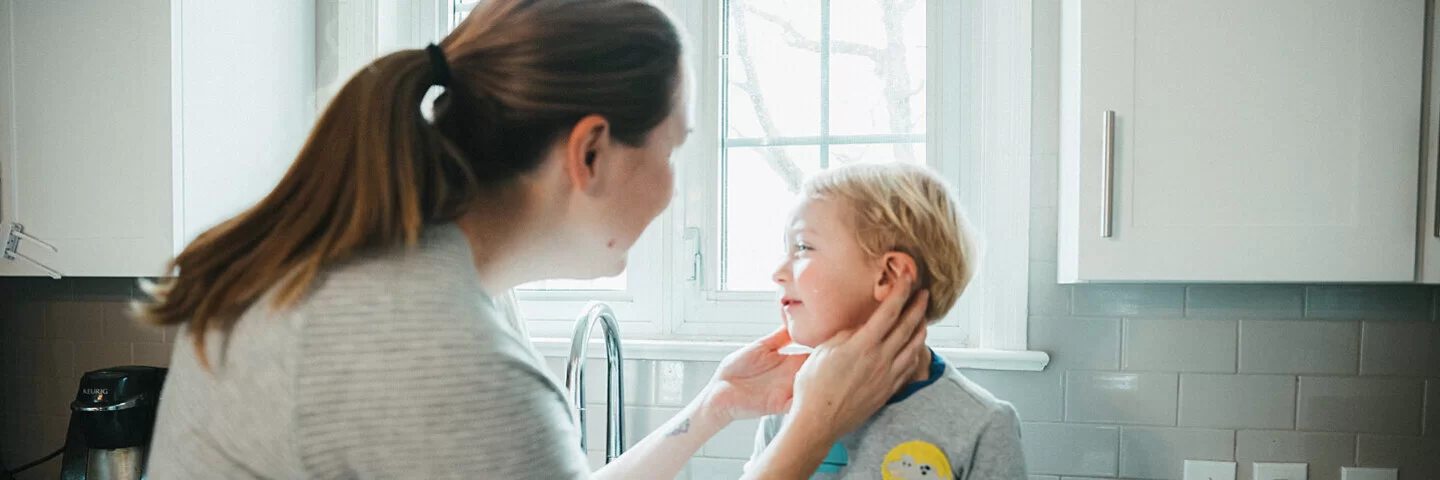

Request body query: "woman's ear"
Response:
[872, 252, 918, 302]
[563, 114, 612, 195]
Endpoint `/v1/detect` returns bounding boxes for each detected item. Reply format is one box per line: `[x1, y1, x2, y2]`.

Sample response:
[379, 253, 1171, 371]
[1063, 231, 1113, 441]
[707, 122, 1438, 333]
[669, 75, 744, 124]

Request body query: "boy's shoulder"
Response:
[753, 363, 1021, 443]
[925, 366, 1018, 419]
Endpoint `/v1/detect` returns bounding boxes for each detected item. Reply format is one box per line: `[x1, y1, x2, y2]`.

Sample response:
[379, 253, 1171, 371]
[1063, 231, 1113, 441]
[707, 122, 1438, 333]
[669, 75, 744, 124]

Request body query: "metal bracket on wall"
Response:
[3, 222, 62, 279]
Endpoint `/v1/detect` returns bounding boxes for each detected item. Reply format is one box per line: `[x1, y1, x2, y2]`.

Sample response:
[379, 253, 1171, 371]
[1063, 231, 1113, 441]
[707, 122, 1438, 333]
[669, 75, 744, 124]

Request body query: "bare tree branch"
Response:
[745, 6, 883, 59]
[907, 77, 926, 98]
[731, 0, 804, 192]
[877, 0, 920, 163]
[726, 0, 929, 180]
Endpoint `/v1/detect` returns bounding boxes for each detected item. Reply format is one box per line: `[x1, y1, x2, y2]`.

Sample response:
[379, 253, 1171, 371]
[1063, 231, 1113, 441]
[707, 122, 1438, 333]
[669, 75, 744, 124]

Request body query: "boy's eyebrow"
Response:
[788, 227, 820, 238]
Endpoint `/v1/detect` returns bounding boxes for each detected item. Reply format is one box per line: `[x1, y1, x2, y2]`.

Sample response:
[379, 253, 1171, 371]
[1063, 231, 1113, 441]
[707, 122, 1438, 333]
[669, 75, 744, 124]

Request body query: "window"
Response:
[718, 0, 928, 292]
[440, 0, 1032, 353]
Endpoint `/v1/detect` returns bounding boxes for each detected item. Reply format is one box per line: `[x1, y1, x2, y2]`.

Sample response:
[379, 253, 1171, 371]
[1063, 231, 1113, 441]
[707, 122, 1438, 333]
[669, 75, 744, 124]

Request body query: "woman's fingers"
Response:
[889, 326, 927, 379]
[757, 325, 793, 350]
[851, 275, 916, 345]
[881, 289, 929, 359]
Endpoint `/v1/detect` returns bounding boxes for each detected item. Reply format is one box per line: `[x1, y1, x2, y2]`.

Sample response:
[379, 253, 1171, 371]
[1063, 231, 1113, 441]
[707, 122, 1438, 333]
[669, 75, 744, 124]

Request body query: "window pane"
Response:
[829, 142, 925, 167]
[726, 0, 822, 139]
[722, 146, 822, 291]
[720, 0, 928, 292]
[828, 0, 927, 136]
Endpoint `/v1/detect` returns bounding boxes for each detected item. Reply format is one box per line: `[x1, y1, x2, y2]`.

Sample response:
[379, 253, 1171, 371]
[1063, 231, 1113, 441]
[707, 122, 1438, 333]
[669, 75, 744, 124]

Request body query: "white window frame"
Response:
[379, 0, 1044, 369]
[664, 0, 1034, 352]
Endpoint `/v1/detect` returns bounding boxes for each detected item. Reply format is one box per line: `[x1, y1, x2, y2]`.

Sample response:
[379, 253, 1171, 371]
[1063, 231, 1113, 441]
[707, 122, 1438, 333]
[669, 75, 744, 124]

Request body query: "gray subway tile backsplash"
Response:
[1065, 371, 1178, 425]
[102, 301, 163, 343]
[1186, 285, 1305, 319]
[69, 277, 136, 302]
[1021, 422, 1120, 477]
[1072, 284, 1186, 317]
[1030, 207, 1059, 262]
[73, 341, 133, 376]
[1123, 318, 1237, 373]
[2, 341, 37, 378]
[1028, 316, 1120, 370]
[46, 301, 106, 342]
[1028, 261, 1071, 316]
[686, 458, 746, 480]
[1179, 374, 1295, 430]
[1234, 430, 1356, 480]
[35, 339, 75, 380]
[1297, 377, 1426, 435]
[1239, 320, 1360, 375]
[1119, 426, 1234, 480]
[961, 369, 1064, 422]
[1359, 322, 1439, 377]
[701, 418, 759, 460]
[1304, 286, 1434, 322]
[132, 343, 172, 368]
[0, 302, 46, 340]
[1355, 435, 1440, 480]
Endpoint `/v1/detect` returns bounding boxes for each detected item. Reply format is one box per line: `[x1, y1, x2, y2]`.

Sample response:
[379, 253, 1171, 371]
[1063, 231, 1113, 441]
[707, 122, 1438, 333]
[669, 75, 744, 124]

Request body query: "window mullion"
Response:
[818, 0, 831, 169]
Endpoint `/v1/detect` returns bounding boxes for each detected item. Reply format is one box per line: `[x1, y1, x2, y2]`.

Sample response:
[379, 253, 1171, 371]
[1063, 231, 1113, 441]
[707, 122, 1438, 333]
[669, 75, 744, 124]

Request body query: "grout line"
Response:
[1301, 286, 1312, 318]
[1229, 320, 1239, 374]
[1355, 321, 1365, 375]
[1174, 371, 1183, 427]
[1293, 375, 1301, 431]
[1118, 317, 1127, 370]
[1182, 285, 1193, 318]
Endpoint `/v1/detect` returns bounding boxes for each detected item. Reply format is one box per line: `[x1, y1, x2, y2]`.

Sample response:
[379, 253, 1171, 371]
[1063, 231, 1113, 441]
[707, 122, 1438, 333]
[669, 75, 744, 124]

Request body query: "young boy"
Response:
[748, 163, 1026, 479]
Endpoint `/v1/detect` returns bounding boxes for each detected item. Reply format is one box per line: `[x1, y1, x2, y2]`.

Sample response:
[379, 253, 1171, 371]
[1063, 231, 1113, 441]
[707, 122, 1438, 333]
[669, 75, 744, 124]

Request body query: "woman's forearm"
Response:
[591, 388, 730, 480]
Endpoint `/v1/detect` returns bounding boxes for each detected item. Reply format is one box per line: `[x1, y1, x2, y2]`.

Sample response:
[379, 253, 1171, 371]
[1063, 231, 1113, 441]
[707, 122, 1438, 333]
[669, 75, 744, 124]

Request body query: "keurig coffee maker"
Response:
[59, 366, 167, 480]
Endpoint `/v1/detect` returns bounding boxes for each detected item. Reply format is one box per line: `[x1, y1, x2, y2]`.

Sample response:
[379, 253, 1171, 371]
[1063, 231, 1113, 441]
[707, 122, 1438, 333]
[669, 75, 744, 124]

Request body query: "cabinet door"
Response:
[1059, 0, 1423, 283]
[177, 1, 313, 247]
[1422, 9, 1440, 283]
[0, 0, 174, 277]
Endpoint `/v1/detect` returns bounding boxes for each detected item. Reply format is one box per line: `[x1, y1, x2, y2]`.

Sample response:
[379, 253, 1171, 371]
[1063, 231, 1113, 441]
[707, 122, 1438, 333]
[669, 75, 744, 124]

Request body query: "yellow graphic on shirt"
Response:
[881, 440, 952, 480]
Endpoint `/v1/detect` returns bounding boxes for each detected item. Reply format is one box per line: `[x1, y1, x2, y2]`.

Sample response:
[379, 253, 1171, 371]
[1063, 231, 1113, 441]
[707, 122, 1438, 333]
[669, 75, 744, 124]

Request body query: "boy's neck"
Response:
[908, 345, 933, 383]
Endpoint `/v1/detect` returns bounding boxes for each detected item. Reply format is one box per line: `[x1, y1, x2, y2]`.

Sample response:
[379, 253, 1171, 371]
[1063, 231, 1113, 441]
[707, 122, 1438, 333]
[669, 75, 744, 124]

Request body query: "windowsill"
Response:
[529, 337, 1051, 372]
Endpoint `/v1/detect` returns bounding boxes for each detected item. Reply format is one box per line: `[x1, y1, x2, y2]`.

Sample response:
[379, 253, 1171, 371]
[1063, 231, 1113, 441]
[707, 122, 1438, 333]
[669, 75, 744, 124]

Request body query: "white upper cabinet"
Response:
[1058, 0, 1425, 283]
[0, 0, 314, 277]
[1420, 4, 1440, 284]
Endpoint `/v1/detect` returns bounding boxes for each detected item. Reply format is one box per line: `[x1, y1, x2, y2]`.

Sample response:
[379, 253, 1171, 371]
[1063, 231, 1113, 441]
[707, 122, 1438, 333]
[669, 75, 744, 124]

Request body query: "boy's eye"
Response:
[794, 243, 812, 252]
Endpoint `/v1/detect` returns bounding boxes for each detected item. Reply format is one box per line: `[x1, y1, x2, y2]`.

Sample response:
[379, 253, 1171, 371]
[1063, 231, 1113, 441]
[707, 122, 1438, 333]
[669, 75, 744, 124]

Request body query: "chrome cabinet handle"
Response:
[1101, 110, 1116, 238]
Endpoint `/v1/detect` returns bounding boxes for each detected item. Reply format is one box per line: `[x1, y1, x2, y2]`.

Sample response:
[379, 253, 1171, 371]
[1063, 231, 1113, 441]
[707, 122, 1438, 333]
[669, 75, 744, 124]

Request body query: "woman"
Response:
[142, 0, 930, 478]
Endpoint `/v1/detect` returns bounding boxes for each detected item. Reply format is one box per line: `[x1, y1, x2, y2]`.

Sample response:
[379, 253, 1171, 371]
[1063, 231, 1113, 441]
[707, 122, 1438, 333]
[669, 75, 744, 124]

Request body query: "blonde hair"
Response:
[803, 162, 977, 322]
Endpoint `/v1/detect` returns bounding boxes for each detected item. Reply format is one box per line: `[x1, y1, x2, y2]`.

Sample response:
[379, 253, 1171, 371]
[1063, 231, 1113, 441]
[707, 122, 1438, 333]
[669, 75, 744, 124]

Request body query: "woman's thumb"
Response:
[759, 326, 793, 349]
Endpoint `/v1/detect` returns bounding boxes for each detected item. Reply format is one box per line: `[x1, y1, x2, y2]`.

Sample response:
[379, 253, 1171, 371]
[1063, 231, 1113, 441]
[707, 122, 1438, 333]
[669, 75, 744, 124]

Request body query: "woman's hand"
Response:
[700, 327, 809, 424]
[790, 278, 930, 439]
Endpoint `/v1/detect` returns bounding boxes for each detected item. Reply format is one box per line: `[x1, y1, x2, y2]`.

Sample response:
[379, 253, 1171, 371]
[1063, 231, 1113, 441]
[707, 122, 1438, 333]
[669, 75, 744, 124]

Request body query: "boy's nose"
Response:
[771, 260, 791, 285]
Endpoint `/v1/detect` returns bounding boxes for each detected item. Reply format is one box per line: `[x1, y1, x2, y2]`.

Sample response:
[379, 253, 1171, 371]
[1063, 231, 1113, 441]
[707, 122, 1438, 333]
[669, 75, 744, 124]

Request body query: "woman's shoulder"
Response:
[294, 224, 529, 358]
[309, 224, 481, 301]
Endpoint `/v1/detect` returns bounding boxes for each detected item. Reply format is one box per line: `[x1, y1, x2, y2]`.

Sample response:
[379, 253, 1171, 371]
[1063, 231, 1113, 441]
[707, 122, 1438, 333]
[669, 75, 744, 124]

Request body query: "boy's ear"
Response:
[873, 252, 918, 302]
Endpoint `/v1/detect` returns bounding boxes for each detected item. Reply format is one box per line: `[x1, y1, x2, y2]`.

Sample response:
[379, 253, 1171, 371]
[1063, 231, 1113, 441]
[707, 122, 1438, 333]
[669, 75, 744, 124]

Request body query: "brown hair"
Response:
[138, 0, 682, 367]
[803, 163, 977, 323]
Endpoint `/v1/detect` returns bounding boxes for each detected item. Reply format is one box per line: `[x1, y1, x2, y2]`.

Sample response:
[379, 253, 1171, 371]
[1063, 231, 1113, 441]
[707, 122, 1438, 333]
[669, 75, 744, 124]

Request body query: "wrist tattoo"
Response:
[665, 418, 691, 437]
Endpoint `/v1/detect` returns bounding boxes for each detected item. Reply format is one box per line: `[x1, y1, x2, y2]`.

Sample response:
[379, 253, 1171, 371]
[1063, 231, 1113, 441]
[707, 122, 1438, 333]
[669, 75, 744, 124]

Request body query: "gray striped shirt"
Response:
[146, 224, 590, 479]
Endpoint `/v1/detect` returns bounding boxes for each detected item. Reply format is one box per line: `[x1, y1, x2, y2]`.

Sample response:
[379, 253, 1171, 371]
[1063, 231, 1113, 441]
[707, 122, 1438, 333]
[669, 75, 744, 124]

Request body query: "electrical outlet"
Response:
[1184, 460, 1237, 480]
[1254, 462, 1307, 480]
[1341, 467, 1397, 480]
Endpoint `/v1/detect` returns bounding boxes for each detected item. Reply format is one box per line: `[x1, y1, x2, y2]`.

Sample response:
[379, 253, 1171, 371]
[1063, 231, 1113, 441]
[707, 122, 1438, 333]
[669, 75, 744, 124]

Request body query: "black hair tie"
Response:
[425, 43, 451, 87]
